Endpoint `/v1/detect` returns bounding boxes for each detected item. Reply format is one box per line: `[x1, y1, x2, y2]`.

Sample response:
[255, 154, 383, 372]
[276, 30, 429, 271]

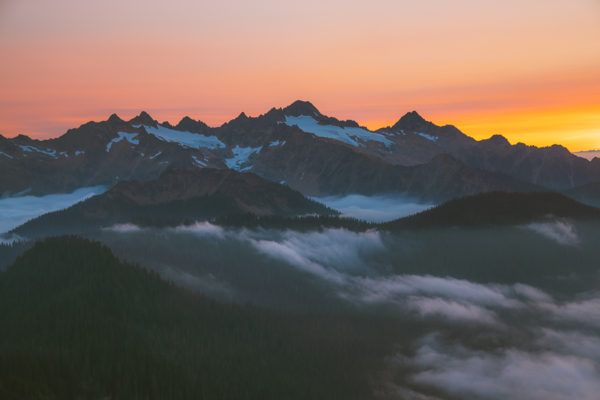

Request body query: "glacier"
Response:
[284, 115, 393, 148]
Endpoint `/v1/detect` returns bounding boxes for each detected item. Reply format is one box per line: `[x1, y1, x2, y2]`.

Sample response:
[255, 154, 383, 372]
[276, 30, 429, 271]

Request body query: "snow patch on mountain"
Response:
[416, 132, 439, 142]
[0, 151, 14, 159]
[141, 124, 225, 150]
[106, 132, 139, 152]
[19, 145, 59, 158]
[191, 155, 207, 167]
[284, 115, 393, 148]
[269, 140, 286, 147]
[225, 146, 262, 171]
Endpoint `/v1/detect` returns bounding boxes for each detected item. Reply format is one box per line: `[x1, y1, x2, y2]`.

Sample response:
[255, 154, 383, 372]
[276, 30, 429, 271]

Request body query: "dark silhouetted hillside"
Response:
[0, 236, 392, 399]
[385, 191, 600, 229]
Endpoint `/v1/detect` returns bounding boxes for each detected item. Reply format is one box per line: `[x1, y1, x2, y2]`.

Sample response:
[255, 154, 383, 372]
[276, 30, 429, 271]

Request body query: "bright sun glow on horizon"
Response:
[1, 0, 599, 151]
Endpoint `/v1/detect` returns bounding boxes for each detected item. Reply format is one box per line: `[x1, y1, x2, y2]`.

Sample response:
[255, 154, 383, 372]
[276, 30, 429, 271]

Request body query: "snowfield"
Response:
[225, 145, 262, 171]
[284, 115, 393, 148]
[19, 145, 59, 158]
[141, 124, 225, 150]
[106, 132, 139, 152]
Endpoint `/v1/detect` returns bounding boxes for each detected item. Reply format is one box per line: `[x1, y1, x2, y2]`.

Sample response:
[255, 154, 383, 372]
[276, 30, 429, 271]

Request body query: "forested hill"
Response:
[0, 236, 390, 400]
[385, 191, 600, 229]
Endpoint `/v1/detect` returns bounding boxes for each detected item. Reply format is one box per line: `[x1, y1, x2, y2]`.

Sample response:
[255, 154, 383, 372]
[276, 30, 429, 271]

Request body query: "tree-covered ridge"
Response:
[0, 236, 391, 400]
[384, 191, 600, 229]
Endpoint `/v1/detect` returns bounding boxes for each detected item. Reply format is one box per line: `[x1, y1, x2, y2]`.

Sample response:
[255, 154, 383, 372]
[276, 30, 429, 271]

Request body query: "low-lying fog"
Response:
[90, 220, 600, 400]
[2, 196, 599, 399]
[0, 186, 106, 234]
[313, 194, 434, 222]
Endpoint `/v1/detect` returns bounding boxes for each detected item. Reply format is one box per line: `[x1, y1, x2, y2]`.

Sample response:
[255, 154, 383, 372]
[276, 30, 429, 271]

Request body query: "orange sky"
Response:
[1, 0, 599, 151]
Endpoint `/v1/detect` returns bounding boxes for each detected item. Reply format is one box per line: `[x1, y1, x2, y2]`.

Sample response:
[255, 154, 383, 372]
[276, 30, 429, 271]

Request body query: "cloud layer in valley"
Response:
[525, 220, 580, 246]
[0, 186, 106, 233]
[314, 194, 433, 222]
[101, 221, 600, 399]
[406, 332, 600, 400]
[104, 222, 594, 326]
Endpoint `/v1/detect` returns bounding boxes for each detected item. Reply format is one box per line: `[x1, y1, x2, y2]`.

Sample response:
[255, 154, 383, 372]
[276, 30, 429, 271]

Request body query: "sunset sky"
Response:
[1, 0, 599, 151]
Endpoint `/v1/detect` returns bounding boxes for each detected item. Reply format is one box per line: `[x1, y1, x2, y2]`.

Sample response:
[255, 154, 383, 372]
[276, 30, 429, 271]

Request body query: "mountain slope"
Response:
[385, 191, 600, 229]
[0, 236, 385, 399]
[13, 168, 335, 237]
[564, 181, 600, 208]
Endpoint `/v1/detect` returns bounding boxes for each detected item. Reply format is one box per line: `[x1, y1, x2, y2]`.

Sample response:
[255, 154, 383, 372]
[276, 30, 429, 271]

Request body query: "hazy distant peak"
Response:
[574, 150, 600, 161]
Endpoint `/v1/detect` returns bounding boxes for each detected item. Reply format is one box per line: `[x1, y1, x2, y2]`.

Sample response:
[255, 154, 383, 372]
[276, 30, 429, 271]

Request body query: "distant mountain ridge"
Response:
[2, 100, 599, 201]
[574, 150, 600, 161]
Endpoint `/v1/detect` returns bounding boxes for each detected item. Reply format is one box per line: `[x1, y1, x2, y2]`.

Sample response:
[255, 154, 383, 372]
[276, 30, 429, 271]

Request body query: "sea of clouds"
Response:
[0, 186, 106, 234]
[98, 221, 600, 399]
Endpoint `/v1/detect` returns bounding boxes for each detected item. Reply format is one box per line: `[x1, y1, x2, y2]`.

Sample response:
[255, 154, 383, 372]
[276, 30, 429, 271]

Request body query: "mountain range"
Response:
[3, 100, 600, 204]
[3, 102, 600, 400]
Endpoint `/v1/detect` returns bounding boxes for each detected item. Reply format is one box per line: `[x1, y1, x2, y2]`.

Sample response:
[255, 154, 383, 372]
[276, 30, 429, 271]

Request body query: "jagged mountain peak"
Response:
[176, 116, 209, 132]
[129, 111, 156, 126]
[179, 116, 195, 124]
[107, 113, 124, 124]
[282, 100, 321, 117]
[392, 110, 434, 131]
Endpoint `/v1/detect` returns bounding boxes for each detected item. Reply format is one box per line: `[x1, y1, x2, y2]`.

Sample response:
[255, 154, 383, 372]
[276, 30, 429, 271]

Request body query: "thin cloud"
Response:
[314, 194, 433, 223]
[525, 221, 579, 246]
[408, 335, 600, 400]
[169, 221, 226, 238]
